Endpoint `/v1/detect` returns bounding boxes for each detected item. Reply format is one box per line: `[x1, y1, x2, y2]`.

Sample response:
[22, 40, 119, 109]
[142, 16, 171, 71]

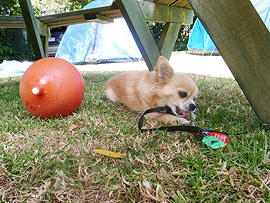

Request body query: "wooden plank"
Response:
[156, 0, 191, 8]
[172, 0, 191, 9]
[37, 2, 192, 27]
[0, 15, 49, 37]
[158, 23, 181, 60]
[37, 21, 50, 37]
[116, 0, 161, 71]
[38, 4, 119, 27]
[0, 1, 192, 28]
[84, 14, 114, 24]
[0, 6, 120, 29]
[100, 9, 122, 19]
[171, 0, 188, 7]
[156, 0, 176, 5]
[0, 16, 25, 28]
[39, 33, 48, 57]
[170, 6, 193, 25]
[140, 2, 170, 22]
[187, 0, 270, 130]
[138, 1, 193, 24]
[19, 0, 45, 59]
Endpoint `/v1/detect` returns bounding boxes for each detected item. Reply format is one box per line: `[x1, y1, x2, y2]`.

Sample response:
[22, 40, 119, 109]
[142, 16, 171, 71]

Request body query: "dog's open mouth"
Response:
[175, 106, 192, 120]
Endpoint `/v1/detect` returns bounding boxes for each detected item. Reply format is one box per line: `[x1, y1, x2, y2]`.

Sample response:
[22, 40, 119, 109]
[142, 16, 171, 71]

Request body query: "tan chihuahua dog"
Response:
[105, 56, 198, 124]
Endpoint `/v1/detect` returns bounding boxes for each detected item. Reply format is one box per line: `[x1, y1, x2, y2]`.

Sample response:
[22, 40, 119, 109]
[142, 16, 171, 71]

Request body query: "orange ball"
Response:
[20, 57, 85, 118]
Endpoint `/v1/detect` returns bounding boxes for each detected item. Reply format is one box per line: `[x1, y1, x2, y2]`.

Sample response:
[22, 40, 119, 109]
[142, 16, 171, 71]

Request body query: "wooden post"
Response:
[19, 0, 45, 59]
[187, 0, 270, 130]
[158, 23, 181, 60]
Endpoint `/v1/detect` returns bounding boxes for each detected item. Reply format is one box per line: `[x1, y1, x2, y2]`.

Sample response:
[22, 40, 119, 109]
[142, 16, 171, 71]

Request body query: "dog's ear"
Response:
[155, 56, 174, 81]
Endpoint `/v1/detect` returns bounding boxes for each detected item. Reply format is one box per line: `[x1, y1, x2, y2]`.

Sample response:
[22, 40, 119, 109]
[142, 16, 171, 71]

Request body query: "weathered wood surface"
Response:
[158, 23, 181, 60]
[0, 6, 119, 28]
[188, 0, 270, 130]
[18, 0, 46, 59]
[156, 0, 191, 8]
[37, 4, 119, 27]
[84, 13, 114, 24]
[0, 16, 25, 28]
[139, 1, 193, 24]
[0, 1, 192, 28]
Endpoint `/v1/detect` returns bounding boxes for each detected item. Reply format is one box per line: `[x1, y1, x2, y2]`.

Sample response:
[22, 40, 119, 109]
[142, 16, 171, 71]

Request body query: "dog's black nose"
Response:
[189, 103, 196, 111]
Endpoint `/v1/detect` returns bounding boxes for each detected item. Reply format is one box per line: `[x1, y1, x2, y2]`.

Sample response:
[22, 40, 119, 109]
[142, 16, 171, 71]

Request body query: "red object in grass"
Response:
[19, 57, 84, 118]
[208, 132, 229, 143]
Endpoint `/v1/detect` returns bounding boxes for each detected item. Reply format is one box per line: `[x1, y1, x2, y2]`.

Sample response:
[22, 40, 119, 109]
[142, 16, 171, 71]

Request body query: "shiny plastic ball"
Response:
[20, 57, 85, 118]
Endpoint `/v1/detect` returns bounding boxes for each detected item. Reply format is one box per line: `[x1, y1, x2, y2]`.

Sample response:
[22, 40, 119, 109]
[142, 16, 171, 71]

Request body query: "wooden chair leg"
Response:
[19, 0, 45, 60]
[158, 23, 181, 60]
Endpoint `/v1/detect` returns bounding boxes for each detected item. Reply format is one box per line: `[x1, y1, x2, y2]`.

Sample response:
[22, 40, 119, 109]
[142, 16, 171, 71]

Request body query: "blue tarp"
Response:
[187, 0, 270, 54]
[187, 19, 218, 54]
[56, 0, 142, 63]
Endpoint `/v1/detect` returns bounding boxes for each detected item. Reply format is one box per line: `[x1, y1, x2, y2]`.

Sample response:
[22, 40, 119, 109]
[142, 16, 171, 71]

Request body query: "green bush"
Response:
[0, 32, 13, 62]
[0, 28, 34, 63]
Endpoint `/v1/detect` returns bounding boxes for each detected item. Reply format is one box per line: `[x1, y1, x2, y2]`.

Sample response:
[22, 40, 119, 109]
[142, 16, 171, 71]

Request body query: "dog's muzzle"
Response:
[175, 105, 196, 121]
[189, 103, 196, 111]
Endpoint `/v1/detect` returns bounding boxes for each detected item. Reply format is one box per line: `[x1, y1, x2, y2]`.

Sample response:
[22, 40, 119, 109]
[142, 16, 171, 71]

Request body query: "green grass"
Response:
[0, 72, 269, 202]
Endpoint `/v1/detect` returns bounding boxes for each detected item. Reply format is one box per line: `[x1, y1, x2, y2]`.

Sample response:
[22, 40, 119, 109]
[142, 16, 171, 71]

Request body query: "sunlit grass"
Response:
[0, 72, 269, 202]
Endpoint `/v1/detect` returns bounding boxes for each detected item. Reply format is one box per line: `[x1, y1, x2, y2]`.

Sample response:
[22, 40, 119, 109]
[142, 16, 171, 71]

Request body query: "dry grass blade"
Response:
[0, 73, 269, 202]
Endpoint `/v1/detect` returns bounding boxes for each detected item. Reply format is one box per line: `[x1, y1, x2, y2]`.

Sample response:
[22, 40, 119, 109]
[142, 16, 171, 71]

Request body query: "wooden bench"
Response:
[0, 0, 269, 130]
[0, 0, 193, 69]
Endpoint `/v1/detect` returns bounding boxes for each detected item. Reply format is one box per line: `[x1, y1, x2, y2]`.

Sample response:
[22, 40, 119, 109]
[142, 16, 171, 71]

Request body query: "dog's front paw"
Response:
[146, 113, 194, 124]
[178, 117, 191, 124]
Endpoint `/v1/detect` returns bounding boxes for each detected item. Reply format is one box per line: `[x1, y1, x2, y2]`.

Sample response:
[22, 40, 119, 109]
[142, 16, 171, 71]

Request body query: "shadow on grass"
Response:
[0, 72, 269, 202]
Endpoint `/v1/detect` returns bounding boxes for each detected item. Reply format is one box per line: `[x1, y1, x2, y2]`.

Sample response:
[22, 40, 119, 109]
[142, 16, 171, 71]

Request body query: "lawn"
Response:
[0, 72, 269, 202]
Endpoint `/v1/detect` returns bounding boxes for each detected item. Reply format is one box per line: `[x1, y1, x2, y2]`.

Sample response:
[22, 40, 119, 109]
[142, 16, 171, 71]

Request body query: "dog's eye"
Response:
[179, 91, 187, 98]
